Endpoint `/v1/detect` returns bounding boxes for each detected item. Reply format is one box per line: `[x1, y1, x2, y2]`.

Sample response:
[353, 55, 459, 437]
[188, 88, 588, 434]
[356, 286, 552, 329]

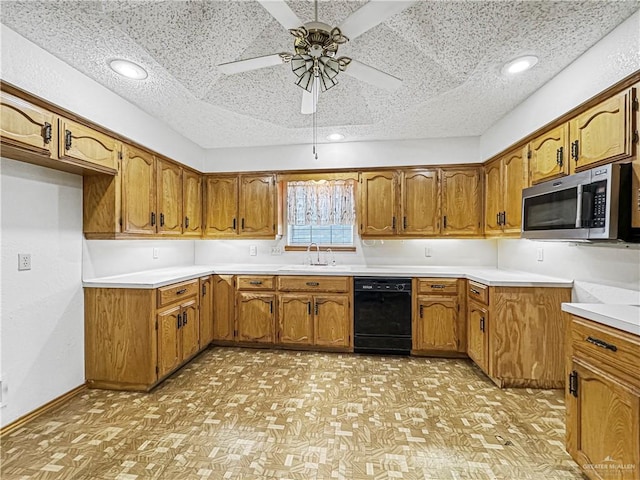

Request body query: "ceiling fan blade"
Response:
[342, 59, 402, 91]
[257, 0, 303, 30]
[301, 79, 319, 114]
[338, 0, 417, 40]
[218, 53, 286, 75]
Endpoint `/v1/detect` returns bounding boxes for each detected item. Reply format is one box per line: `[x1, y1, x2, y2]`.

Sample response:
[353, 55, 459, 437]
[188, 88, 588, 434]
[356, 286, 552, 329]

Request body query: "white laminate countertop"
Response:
[562, 303, 640, 337]
[83, 264, 573, 289]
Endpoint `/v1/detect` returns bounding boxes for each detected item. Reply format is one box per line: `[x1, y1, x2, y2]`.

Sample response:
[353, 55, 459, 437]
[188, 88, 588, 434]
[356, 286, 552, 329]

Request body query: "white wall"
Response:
[195, 237, 497, 267]
[0, 26, 205, 170]
[83, 240, 195, 279]
[204, 137, 480, 172]
[0, 158, 84, 427]
[480, 10, 640, 160]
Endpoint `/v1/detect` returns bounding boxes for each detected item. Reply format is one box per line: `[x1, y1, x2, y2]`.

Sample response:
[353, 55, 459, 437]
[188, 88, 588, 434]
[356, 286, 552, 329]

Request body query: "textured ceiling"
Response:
[1, 0, 639, 149]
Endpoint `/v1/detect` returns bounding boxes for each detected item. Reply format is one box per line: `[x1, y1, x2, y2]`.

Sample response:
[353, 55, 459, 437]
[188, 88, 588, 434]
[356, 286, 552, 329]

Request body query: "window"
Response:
[287, 180, 356, 247]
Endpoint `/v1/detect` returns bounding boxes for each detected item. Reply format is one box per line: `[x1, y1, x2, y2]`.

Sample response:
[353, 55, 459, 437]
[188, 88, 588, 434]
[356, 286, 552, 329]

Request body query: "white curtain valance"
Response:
[287, 180, 356, 226]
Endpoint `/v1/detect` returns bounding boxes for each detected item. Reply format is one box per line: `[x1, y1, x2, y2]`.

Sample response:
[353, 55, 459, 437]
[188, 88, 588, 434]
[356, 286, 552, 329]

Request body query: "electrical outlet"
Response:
[18, 253, 31, 271]
[153, 247, 159, 259]
[249, 245, 257, 256]
[0, 377, 7, 408]
[425, 247, 432, 257]
[271, 246, 282, 256]
[536, 247, 544, 262]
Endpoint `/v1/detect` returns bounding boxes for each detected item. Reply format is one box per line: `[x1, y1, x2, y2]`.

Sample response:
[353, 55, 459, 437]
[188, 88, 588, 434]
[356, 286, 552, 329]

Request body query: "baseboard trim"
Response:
[0, 383, 87, 437]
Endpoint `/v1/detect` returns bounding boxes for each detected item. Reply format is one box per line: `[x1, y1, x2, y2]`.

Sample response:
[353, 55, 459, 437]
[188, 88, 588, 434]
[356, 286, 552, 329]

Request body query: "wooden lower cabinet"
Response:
[566, 315, 640, 479]
[85, 279, 206, 391]
[212, 275, 235, 342]
[236, 293, 275, 343]
[467, 300, 488, 371]
[314, 295, 350, 348]
[278, 294, 313, 346]
[199, 276, 214, 347]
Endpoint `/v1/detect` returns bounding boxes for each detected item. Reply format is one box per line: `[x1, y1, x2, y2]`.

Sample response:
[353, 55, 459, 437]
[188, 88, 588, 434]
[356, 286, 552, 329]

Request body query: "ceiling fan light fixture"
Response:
[296, 70, 315, 92]
[502, 55, 538, 75]
[326, 133, 345, 141]
[109, 59, 147, 80]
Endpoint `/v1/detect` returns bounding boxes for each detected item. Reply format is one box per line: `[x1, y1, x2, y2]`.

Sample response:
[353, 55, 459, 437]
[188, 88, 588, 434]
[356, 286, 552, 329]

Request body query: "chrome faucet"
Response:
[307, 242, 327, 266]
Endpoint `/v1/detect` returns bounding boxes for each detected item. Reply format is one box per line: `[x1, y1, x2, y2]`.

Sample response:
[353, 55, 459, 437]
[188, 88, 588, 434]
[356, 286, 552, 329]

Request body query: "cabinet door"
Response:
[569, 88, 635, 173]
[484, 160, 503, 235]
[441, 168, 482, 236]
[414, 296, 459, 352]
[180, 300, 200, 361]
[121, 145, 156, 234]
[502, 148, 527, 235]
[204, 176, 238, 237]
[58, 117, 119, 173]
[236, 293, 275, 343]
[314, 295, 350, 348]
[199, 276, 214, 347]
[0, 91, 55, 158]
[213, 275, 235, 341]
[156, 159, 183, 235]
[467, 301, 488, 372]
[278, 294, 313, 345]
[359, 171, 397, 236]
[400, 169, 439, 235]
[157, 305, 181, 378]
[183, 170, 202, 237]
[239, 174, 276, 236]
[567, 359, 640, 479]
[530, 124, 569, 184]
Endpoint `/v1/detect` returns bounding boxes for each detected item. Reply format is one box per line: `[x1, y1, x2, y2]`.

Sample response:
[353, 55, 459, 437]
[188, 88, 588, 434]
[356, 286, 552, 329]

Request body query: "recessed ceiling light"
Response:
[326, 133, 345, 141]
[502, 55, 538, 75]
[109, 59, 148, 80]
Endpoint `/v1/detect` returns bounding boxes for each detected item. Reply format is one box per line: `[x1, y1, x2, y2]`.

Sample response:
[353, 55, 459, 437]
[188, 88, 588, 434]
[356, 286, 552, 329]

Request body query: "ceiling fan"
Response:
[218, 0, 416, 114]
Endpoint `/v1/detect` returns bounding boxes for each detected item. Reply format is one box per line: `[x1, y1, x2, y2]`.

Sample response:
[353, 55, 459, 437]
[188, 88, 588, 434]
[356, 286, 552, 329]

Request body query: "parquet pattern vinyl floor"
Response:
[1, 348, 584, 479]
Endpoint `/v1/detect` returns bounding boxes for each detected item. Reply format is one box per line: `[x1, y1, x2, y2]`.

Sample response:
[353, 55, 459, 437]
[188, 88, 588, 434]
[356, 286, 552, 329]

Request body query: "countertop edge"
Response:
[562, 303, 640, 337]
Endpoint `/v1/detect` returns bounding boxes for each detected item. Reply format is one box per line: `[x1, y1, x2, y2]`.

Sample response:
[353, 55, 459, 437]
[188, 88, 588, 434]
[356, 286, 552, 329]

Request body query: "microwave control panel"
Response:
[592, 183, 607, 228]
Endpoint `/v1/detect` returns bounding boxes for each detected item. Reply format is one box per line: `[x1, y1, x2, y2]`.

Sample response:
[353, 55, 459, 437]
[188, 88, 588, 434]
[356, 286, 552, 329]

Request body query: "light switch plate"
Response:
[18, 253, 31, 271]
[153, 247, 159, 259]
[536, 248, 544, 262]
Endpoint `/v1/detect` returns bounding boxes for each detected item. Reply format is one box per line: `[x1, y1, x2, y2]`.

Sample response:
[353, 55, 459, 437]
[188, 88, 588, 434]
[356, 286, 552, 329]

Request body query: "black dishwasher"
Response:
[354, 277, 412, 355]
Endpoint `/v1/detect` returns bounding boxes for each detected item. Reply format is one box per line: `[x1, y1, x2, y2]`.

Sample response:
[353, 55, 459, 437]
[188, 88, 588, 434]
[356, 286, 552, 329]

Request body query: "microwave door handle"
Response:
[580, 185, 595, 229]
[575, 184, 583, 228]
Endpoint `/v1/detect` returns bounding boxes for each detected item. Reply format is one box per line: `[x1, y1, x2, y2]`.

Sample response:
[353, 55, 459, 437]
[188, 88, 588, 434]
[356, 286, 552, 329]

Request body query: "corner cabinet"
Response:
[84, 279, 208, 391]
[566, 315, 640, 479]
[204, 174, 276, 238]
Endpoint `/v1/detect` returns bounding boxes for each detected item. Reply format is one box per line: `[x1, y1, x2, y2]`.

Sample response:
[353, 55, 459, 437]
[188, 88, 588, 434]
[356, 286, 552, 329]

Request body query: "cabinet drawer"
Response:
[236, 275, 275, 291]
[572, 316, 640, 379]
[467, 281, 488, 305]
[277, 276, 350, 293]
[157, 279, 199, 307]
[417, 278, 459, 295]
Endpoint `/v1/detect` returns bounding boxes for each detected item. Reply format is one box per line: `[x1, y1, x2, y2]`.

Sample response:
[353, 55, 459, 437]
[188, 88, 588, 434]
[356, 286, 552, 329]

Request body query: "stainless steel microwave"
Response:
[521, 163, 632, 241]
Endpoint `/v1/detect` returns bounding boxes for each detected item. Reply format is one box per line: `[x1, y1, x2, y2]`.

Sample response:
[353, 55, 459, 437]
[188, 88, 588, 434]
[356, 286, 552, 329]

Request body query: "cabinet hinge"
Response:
[633, 98, 639, 111]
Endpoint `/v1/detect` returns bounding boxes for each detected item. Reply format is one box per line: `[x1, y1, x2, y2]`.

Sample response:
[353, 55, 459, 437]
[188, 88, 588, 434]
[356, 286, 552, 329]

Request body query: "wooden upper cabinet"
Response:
[156, 159, 183, 235]
[0, 90, 55, 159]
[121, 144, 156, 235]
[212, 275, 235, 342]
[182, 170, 202, 237]
[484, 159, 503, 235]
[530, 123, 569, 184]
[314, 295, 350, 348]
[278, 294, 313, 345]
[239, 174, 276, 237]
[58, 117, 119, 174]
[204, 176, 238, 237]
[400, 169, 439, 235]
[569, 88, 636, 173]
[236, 292, 275, 343]
[441, 168, 482, 236]
[359, 171, 397, 236]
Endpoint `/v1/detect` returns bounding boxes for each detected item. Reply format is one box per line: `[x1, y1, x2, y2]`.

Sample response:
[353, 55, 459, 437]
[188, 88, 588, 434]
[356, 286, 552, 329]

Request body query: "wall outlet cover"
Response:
[425, 247, 432, 257]
[536, 248, 544, 262]
[18, 253, 31, 271]
[249, 245, 257, 256]
[153, 247, 159, 259]
[271, 246, 283, 256]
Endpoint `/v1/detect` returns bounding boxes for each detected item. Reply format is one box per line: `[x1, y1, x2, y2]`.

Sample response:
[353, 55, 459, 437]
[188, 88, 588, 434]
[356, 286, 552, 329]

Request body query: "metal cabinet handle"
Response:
[43, 122, 52, 144]
[586, 336, 617, 352]
[501, 211, 506, 225]
[232, 218, 236, 230]
[202, 284, 206, 296]
[314, 302, 319, 315]
[496, 212, 501, 226]
[479, 316, 485, 332]
[419, 304, 424, 318]
[269, 301, 273, 314]
[470, 288, 480, 295]
[241, 218, 245, 230]
[160, 213, 165, 227]
[64, 129, 72, 150]
[556, 146, 564, 167]
[151, 212, 156, 227]
[568, 370, 578, 397]
[306, 282, 320, 287]
[185, 216, 189, 229]
[183, 312, 188, 325]
[392, 216, 396, 230]
[571, 140, 579, 161]
[249, 280, 263, 285]
[430, 284, 445, 289]
[443, 215, 447, 229]
[177, 313, 182, 329]
[403, 216, 407, 229]
[307, 302, 311, 315]
[176, 288, 187, 294]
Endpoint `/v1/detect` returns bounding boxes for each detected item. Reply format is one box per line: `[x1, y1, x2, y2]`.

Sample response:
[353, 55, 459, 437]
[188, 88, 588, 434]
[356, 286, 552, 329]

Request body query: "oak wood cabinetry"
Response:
[566, 315, 640, 479]
[413, 278, 465, 355]
[1, 90, 118, 175]
[359, 167, 482, 238]
[277, 276, 353, 350]
[85, 279, 205, 391]
[212, 275, 236, 343]
[466, 281, 571, 388]
[529, 124, 570, 184]
[121, 144, 157, 235]
[156, 158, 183, 235]
[236, 275, 276, 344]
[569, 88, 636, 173]
[182, 169, 203, 237]
[199, 276, 214, 347]
[204, 174, 276, 238]
[484, 147, 527, 236]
